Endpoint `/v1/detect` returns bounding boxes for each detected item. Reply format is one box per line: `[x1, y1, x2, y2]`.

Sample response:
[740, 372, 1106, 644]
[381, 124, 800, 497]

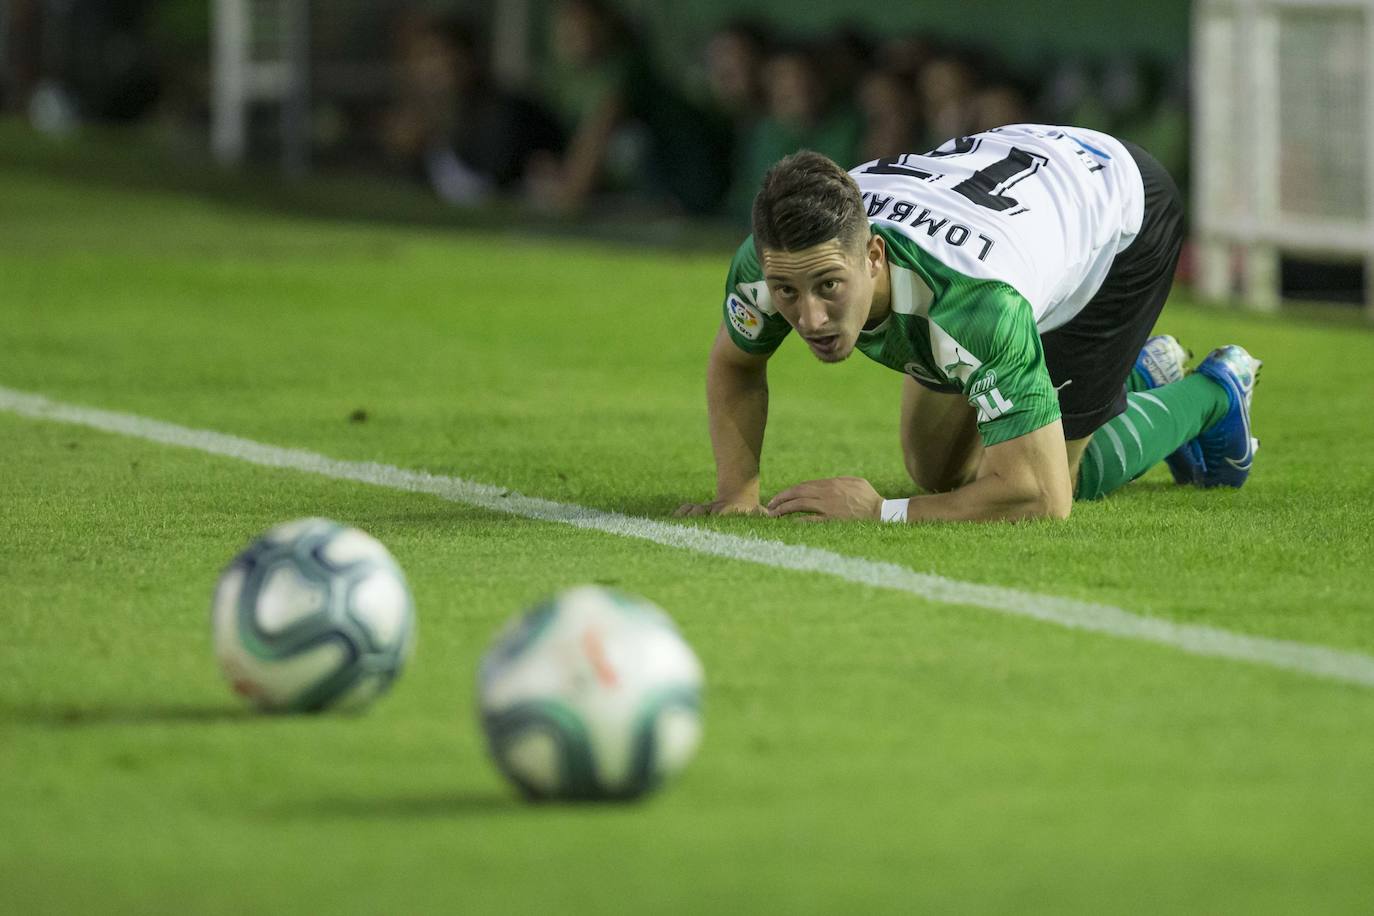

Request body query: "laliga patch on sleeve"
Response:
[726, 295, 764, 340]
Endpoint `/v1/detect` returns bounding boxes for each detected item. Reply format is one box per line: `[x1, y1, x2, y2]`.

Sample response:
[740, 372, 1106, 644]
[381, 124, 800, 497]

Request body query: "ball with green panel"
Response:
[479, 585, 705, 801]
[211, 518, 416, 712]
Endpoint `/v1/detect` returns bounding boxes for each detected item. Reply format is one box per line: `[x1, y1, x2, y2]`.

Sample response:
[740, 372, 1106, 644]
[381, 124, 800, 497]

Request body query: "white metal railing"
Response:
[211, 0, 309, 174]
[1192, 0, 1374, 318]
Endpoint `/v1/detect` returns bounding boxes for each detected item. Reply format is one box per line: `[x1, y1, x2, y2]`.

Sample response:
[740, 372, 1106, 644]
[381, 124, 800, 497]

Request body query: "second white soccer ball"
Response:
[478, 585, 704, 801]
[211, 518, 415, 713]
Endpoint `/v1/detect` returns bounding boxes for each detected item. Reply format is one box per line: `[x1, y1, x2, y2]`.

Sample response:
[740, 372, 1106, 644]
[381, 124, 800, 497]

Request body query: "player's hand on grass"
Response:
[767, 477, 883, 521]
[673, 497, 768, 518]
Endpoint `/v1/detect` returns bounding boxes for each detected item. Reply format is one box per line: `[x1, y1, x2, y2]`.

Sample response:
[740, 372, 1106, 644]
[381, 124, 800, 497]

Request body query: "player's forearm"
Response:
[707, 359, 768, 502]
[900, 468, 1070, 523]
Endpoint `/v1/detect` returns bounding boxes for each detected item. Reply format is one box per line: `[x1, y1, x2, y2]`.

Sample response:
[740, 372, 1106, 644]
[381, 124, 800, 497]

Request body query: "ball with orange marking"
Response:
[477, 585, 704, 801]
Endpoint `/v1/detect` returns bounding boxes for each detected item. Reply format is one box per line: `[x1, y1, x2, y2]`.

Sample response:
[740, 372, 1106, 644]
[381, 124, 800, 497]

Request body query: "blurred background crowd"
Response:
[1, 0, 1188, 224]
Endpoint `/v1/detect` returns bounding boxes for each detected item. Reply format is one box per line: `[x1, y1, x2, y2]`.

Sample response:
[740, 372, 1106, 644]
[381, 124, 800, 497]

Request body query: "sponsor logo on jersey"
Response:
[903, 361, 943, 386]
[739, 280, 774, 314]
[726, 295, 763, 340]
[968, 371, 998, 397]
[972, 388, 1015, 423]
[943, 347, 978, 382]
[929, 326, 983, 388]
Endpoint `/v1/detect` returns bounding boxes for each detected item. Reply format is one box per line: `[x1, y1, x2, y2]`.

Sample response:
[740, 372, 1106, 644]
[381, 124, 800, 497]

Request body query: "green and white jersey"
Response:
[722, 124, 1145, 447]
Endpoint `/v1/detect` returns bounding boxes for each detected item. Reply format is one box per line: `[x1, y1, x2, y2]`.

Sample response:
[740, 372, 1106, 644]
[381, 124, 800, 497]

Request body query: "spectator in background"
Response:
[699, 19, 769, 209]
[1037, 58, 1110, 135]
[968, 80, 1031, 134]
[1146, 64, 1189, 191]
[729, 43, 861, 219]
[1035, 54, 1187, 186]
[533, 0, 731, 216]
[702, 19, 769, 127]
[857, 67, 922, 162]
[380, 13, 564, 205]
[916, 51, 978, 147]
[7, 0, 162, 132]
[367, 6, 1188, 221]
[1103, 56, 1189, 187]
[816, 26, 874, 114]
[876, 32, 938, 77]
[2, 0, 42, 113]
[68, 0, 162, 121]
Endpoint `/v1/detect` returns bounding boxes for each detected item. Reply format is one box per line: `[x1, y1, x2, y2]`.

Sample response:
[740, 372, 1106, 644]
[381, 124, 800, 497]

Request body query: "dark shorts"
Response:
[1040, 141, 1186, 440]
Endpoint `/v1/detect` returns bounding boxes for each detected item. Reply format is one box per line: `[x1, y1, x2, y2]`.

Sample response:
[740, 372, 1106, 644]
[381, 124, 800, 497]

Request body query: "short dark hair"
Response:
[751, 151, 868, 258]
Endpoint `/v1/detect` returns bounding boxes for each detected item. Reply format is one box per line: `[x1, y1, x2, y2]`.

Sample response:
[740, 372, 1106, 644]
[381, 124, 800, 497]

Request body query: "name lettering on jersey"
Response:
[973, 388, 1015, 423]
[911, 209, 948, 236]
[862, 192, 996, 261]
[725, 295, 764, 340]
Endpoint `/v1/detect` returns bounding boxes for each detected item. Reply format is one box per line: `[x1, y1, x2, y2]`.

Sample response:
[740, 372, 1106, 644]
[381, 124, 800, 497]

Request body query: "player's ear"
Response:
[866, 233, 885, 276]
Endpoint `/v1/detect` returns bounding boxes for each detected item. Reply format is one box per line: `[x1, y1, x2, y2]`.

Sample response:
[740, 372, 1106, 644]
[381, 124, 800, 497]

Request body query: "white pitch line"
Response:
[4, 384, 1373, 690]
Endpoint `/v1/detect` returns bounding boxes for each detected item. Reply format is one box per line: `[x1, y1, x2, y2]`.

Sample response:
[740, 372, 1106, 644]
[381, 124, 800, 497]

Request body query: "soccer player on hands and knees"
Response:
[677, 126, 1261, 523]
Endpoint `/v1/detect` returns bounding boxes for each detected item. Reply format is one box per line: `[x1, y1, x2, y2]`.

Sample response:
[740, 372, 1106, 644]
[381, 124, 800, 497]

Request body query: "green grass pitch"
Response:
[2, 147, 1374, 914]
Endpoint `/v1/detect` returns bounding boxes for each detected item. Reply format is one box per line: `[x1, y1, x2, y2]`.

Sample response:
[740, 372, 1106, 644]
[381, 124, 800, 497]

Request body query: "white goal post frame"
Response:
[211, 0, 310, 174]
[1193, 0, 1374, 319]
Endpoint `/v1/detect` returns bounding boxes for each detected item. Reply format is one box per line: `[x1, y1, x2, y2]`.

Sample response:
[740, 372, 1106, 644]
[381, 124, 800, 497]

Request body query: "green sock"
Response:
[1125, 366, 1152, 394]
[1075, 375, 1230, 501]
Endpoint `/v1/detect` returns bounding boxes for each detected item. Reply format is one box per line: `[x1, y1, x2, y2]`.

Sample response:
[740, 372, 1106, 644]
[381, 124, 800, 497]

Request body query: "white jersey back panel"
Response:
[852, 125, 1145, 332]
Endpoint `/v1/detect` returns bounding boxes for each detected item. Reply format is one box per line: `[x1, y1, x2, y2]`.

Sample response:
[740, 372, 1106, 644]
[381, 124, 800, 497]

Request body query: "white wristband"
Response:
[879, 498, 910, 523]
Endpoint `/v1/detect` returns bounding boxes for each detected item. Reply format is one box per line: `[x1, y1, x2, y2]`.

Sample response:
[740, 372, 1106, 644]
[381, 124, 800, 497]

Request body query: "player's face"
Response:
[761, 235, 882, 363]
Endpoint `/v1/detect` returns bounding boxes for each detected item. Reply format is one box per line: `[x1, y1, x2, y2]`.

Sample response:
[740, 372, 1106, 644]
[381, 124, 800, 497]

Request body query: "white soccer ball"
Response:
[478, 585, 704, 801]
[211, 518, 415, 713]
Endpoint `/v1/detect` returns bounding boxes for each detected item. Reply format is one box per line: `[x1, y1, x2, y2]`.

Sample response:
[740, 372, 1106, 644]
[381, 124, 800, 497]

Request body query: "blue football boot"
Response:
[1193, 345, 1262, 488]
[1133, 334, 1205, 485]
